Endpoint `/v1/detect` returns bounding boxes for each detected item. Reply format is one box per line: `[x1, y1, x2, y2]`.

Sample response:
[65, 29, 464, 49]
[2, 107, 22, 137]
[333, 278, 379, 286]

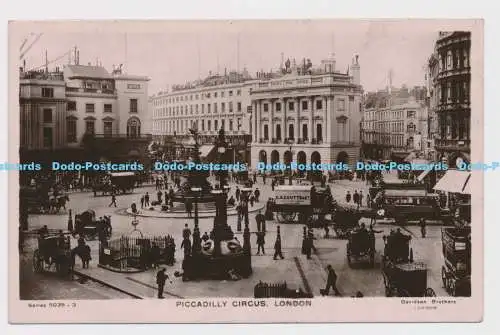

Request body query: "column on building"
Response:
[256, 100, 261, 142]
[296, 98, 301, 140]
[324, 95, 329, 143]
[308, 97, 313, 142]
[253, 101, 258, 142]
[328, 95, 335, 143]
[281, 98, 287, 141]
[270, 99, 275, 140]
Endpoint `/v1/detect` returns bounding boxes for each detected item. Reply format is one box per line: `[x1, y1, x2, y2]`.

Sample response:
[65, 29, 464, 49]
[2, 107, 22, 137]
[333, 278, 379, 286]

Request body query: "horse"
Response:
[92, 183, 113, 197]
[71, 244, 91, 269]
[49, 195, 70, 213]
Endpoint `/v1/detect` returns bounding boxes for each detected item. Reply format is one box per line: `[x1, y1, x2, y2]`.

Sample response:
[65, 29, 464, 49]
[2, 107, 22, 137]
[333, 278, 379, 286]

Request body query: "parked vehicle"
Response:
[74, 210, 111, 240]
[346, 228, 375, 267]
[381, 230, 436, 297]
[268, 185, 335, 225]
[33, 232, 72, 277]
[441, 226, 471, 297]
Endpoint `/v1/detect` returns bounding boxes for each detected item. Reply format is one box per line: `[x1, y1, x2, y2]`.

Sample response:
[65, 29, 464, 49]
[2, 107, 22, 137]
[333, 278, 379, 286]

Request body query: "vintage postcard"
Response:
[8, 19, 483, 323]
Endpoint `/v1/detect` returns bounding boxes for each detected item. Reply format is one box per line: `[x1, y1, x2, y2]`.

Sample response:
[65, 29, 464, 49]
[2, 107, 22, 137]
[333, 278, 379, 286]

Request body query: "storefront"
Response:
[433, 169, 472, 224]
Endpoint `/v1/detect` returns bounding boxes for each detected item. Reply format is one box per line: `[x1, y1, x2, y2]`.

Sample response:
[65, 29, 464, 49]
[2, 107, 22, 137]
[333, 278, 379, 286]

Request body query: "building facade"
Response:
[19, 61, 151, 164]
[428, 31, 471, 168]
[361, 98, 429, 161]
[150, 70, 254, 163]
[19, 69, 67, 154]
[250, 55, 363, 171]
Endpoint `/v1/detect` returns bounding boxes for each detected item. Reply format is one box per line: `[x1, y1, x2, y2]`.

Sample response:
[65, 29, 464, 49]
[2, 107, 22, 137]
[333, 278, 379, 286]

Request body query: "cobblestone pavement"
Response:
[19, 173, 450, 299]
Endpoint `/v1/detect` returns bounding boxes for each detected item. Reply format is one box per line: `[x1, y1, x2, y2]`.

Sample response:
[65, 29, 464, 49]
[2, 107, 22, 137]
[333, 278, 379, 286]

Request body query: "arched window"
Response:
[127, 117, 141, 138]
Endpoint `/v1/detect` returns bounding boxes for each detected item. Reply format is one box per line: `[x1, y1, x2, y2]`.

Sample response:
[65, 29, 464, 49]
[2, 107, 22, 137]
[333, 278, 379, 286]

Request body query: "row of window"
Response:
[66, 118, 142, 143]
[371, 134, 406, 147]
[438, 115, 471, 140]
[259, 97, 354, 112]
[437, 80, 470, 105]
[153, 89, 242, 106]
[153, 101, 243, 118]
[153, 117, 243, 134]
[372, 110, 416, 121]
[67, 99, 138, 114]
[439, 47, 470, 72]
[258, 124, 324, 142]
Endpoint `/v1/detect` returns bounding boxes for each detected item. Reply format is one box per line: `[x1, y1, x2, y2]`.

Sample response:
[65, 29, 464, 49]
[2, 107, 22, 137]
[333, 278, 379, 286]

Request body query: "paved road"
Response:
[19, 239, 130, 300]
[20, 174, 450, 299]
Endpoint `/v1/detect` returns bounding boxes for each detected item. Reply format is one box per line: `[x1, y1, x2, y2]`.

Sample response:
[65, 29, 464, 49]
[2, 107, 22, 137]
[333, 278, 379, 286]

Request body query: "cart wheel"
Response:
[441, 267, 447, 288]
[425, 288, 436, 297]
[276, 212, 296, 223]
[398, 289, 410, 297]
[33, 249, 43, 273]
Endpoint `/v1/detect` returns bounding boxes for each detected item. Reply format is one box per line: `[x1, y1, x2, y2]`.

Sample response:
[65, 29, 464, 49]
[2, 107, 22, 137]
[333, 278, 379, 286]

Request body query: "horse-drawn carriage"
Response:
[441, 226, 471, 297]
[346, 227, 375, 267]
[332, 207, 361, 238]
[74, 210, 112, 240]
[381, 230, 436, 297]
[33, 232, 72, 276]
[268, 185, 335, 225]
[92, 172, 137, 196]
[20, 186, 69, 214]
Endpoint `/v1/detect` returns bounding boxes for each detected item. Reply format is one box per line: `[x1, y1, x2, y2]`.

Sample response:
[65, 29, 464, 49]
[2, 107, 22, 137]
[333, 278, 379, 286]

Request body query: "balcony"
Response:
[66, 86, 117, 96]
[91, 134, 153, 140]
[259, 138, 269, 144]
[311, 138, 324, 145]
[437, 100, 470, 111]
[435, 138, 470, 152]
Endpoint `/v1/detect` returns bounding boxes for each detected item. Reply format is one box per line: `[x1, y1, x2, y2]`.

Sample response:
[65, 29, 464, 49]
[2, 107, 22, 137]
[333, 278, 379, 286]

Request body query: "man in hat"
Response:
[323, 265, 341, 296]
[255, 210, 265, 232]
[273, 226, 284, 260]
[156, 268, 172, 299]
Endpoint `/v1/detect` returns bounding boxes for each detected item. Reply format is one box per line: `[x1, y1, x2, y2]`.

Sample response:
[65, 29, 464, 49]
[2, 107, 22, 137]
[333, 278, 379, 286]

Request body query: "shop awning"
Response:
[199, 145, 215, 158]
[110, 172, 135, 177]
[433, 170, 471, 194]
[384, 189, 429, 197]
[417, 168, 432, 181]
[404, 152, 417, 162]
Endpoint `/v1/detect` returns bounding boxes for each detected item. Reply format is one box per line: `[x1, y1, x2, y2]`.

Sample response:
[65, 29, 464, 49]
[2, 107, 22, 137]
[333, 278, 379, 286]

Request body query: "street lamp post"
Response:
[288, 144, 293, 185]
[191, 187, 202, 255]
[211, 189, 223, 257]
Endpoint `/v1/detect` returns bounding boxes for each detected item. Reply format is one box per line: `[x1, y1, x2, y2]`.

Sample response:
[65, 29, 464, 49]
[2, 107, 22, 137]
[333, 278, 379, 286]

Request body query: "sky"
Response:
[11, 20, 440, 94]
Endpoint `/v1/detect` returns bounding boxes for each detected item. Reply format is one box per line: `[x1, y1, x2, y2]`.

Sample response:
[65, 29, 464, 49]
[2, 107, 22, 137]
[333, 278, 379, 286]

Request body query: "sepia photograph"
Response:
[8, 19, 483, 323]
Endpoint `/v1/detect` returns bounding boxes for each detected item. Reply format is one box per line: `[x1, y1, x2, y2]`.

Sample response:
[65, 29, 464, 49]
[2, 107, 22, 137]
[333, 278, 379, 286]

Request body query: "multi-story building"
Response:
[19, 68, 67, 161]
[19, 58, 151, 165]
[250, 54, 363, 171]
[428, 31, 471, 168]
[150, 70, 254, 163]
[361, 85, 429, 160]
[362, 97, 428, 161]
[63, 63, 151, 161]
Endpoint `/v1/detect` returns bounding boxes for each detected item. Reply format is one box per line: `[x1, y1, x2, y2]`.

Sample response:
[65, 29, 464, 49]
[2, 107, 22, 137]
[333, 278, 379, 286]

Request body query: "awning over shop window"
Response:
[433, 170, 471, 194]
[199, 145, 215, 158]
[384, 189, 429, 197]
[404, 152, 417, 162]
[110, 172, 135, 177]
[417, 168, 432, 182]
